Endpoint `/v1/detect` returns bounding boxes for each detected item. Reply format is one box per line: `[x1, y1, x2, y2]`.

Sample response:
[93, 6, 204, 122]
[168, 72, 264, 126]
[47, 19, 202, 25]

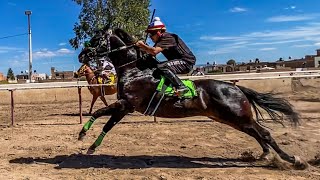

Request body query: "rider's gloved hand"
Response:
[135, 40, 145, 48]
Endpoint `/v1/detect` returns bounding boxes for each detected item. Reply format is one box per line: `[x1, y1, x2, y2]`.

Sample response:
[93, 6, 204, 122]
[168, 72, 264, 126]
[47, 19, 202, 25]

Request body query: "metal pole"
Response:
[25, 10, 32, 83]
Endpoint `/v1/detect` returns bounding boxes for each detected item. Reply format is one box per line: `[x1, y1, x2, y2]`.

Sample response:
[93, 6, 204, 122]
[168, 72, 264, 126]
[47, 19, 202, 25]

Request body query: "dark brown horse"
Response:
[74, 64, 117, 114]
[77, 29, 307, 170]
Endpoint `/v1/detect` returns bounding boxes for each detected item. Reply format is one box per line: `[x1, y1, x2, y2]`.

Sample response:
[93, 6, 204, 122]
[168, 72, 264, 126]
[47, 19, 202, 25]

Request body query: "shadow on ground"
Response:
[9, 154, 274, 170]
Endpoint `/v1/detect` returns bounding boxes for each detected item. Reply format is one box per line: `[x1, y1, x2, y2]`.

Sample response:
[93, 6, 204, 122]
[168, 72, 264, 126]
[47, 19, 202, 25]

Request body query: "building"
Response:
[33, 73, 47, 81]
[16, 74, 29, 80]
[275, 49, 320, 69]
[50, 67, 74, 80]
[200, 63, 235, 74]
[0, 72, 5, 81]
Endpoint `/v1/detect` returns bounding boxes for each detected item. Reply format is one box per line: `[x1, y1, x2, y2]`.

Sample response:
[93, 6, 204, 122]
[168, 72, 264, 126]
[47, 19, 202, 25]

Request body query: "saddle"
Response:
[96, 73, 116, 85]
[144, 76, 198, 116]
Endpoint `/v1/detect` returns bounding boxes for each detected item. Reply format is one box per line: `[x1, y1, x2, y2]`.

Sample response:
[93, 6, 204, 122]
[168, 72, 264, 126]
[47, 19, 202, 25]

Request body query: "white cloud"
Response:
[0, 46, 23, 51]
[208, 44, 246, 55]
[251, 39, 303, 45]
[200, 22, 320, 56]
[0, 46, 24, 54]
[200, 35, 247, 41]
[201, 22, 320, 43]
[33, 50, 56, 58]
[33, 48, 74, 59]
[57, 48, 73, 54]
[284, 6, 296, 10]
[291, 44, 314, 48]
[266, 14, 319, 22]
[259, 48, 276, 51]
[229, 7, 247, 13]
[59, 42, 67, 46]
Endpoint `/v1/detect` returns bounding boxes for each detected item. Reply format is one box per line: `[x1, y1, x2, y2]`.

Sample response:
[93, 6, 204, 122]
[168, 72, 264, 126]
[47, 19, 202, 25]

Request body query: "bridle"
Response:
[90, 32, 143, 69]
[82, 30, 152, 71]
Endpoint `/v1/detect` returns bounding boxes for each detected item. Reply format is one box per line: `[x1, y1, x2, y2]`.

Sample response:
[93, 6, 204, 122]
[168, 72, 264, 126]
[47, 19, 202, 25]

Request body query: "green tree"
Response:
[7, 68, 15, 80]
[70, 0, 151, 49]
[226, 59, 236, 66]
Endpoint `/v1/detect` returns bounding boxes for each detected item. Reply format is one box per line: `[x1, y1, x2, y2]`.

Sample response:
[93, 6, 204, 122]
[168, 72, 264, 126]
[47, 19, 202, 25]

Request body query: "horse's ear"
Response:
[114, 28, 137, 45]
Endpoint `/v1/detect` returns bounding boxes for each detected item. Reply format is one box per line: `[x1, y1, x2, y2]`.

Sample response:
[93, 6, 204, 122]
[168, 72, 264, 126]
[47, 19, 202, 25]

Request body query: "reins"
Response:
[98, 44, 143, 69]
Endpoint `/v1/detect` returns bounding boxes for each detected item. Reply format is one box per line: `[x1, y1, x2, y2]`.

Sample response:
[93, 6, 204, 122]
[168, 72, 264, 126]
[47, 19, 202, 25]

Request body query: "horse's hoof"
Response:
[259, 152, 271, 161]
[86, 148, 95, 155]
[78, 131, 86, 141]
[294, 156, 309, 170]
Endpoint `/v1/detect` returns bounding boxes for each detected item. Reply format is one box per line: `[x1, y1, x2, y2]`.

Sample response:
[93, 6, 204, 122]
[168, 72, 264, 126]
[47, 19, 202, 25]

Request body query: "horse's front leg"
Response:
[78, 99, 128, 140]
[86, 109, 129, 154]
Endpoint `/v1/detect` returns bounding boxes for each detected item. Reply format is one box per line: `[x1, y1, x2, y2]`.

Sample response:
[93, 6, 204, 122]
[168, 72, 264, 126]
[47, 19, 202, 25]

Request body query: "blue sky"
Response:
[1, 0, 320, 75]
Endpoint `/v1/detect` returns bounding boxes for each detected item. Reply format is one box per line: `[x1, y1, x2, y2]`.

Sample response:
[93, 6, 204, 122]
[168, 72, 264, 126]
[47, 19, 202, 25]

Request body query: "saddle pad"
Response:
[156, 76, 197, 98]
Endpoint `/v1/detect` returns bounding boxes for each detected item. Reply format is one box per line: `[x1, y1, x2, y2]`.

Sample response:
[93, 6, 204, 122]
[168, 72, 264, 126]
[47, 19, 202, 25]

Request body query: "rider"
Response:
[82, 41, 116, 84]
[100, 57, 116, 83]
[135, 17, 196, 96]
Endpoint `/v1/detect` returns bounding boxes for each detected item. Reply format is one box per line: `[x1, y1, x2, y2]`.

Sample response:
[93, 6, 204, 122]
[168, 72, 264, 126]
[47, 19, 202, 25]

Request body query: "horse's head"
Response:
[78, 28, 140, 70]
[74, 64, 92, 78]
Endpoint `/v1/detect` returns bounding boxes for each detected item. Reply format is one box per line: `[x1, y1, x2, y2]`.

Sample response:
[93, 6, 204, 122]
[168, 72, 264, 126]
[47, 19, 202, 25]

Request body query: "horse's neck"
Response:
[85, 71, 95, 84]
[114, 62, 137, 75]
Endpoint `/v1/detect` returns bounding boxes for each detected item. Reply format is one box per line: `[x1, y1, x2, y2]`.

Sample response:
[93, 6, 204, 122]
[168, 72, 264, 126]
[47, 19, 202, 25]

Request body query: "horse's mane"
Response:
[113, 28, 137, 45]
[112, 28, 158, 73]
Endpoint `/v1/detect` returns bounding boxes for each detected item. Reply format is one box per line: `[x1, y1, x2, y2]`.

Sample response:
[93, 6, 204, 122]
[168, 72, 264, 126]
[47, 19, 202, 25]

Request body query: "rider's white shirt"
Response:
[100, 58, 116, 75]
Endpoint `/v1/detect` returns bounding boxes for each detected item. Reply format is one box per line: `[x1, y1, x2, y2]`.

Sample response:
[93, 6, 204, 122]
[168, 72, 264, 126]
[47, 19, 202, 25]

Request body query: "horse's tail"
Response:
[238, 85, 299, 126]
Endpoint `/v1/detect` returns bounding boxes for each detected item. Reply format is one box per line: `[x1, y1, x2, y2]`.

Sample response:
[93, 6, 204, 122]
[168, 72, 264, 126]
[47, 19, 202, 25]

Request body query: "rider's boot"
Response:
[162, 69, 189, 97]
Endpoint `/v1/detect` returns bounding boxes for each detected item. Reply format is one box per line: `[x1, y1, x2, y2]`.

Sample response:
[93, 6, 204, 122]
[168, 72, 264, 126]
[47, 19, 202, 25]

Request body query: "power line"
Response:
[0, 33, 28, 40]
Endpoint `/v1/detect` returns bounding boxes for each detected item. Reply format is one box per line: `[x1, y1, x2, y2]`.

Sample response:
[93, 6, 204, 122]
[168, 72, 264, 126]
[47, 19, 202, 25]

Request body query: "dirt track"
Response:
[0, 78, 319, 179]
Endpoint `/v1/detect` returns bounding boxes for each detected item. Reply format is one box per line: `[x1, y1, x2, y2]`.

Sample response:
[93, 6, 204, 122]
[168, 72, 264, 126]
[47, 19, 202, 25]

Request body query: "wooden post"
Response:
[231, 80, 239, 85]
[9, 90, 14, 126]
[78, 87, 83, 124]
[153, 116, 157, 123]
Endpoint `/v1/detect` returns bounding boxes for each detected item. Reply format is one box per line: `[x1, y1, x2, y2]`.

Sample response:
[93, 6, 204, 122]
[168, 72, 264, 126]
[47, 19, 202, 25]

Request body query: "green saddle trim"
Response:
[156, 76, 197, 98]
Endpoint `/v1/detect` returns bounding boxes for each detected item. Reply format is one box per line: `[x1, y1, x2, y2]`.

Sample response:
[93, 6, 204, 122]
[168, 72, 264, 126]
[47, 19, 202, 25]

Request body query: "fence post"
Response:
[231, 80, 239, 85]
[9, 90, 14, 126]
[78, 87, 83, 124]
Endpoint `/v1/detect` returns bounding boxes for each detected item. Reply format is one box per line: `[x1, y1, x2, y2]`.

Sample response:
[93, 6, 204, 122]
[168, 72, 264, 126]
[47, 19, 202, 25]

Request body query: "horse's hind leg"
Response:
[246, 122, 308, 169]
[100, 96, 108, 107]
[254, 123, 308, 169]
[241, 123, 271, 159]
[251, 122, 295, 163]
[89, 95, 98, 114]
[209, 116, 270, 159]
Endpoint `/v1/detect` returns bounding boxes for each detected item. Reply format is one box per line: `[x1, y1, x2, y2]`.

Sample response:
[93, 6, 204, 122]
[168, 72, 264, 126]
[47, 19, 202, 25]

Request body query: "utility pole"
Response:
[25, 10, 33, 83]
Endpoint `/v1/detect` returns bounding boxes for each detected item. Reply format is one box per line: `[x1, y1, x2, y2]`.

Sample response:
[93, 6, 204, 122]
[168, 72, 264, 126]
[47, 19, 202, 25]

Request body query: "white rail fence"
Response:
[0, 70, 320, 126]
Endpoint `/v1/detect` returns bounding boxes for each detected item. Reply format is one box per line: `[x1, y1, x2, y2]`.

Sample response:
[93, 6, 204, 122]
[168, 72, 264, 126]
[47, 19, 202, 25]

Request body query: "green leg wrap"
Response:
[94, 131, 106, 147]
[83, 117, 96, 131]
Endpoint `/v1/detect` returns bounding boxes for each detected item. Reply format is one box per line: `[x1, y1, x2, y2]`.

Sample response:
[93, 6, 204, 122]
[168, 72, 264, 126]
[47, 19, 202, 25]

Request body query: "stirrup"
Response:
[174, 87, 189, 97]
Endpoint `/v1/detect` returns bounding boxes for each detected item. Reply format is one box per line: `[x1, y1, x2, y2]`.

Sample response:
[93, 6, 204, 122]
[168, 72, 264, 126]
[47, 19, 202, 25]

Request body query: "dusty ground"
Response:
[0, 78, 319, 180]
